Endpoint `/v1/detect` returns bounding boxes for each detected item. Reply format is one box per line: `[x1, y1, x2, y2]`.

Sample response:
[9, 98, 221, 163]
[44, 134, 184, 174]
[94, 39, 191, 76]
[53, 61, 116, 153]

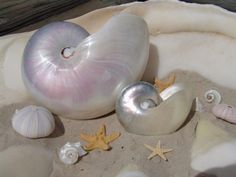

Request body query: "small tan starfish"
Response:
[154, 75, 176, 92]
[80, 124, 120, 151]
[144, 140, 173, 161]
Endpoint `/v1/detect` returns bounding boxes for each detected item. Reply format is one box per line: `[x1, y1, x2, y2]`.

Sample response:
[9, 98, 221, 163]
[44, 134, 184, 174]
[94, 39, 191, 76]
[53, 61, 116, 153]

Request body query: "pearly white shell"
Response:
[12, 105, 55, 138]
[22, 13, 149, 119]
[116, 82, 194, 135]
[116, 164, 148, 177]
[212, 103, 236, 124]
[204, 89, 222, 105]
[58, 142, 87, 165]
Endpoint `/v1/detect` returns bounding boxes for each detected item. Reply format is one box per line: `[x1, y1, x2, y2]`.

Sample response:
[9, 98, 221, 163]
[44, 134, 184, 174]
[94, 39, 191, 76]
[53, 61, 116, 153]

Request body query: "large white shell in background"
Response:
[58, 142, 87, 165]
[191, 113, 236, 177]
[12, 105, 55, 138]
[116, 82, 194, 135]
[116, 164, 149, 177]
[22, 14, 149, 119]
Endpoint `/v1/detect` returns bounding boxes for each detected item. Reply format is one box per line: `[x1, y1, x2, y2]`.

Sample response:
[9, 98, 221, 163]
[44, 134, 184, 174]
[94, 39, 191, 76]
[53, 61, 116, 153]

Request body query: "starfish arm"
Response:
[97, 141, 110, 150]
[83, 143, 96, 151]
[80, 133, 96, 142]
[144, 144, 155, 151]
[104, 132, 120, 143]
[154, 75, 176, 92]
[158, 152, 168, 161]
[163, 149, 173, 153]
[157, 141, 161, 149]
[148, 152, 157, 160]
[97, 124, 106, 136]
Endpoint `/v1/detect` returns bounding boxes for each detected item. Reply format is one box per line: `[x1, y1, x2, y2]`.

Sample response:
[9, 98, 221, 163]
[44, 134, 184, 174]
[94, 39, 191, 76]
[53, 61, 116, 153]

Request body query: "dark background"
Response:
[0, 0, 235, 36]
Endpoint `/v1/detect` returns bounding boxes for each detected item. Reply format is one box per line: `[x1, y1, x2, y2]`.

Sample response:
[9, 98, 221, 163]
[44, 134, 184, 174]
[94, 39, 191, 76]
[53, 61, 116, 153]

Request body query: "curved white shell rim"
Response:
[116, 82, 194, 135]
[12, 105, 55, 138]
[22, 14, 149, 119]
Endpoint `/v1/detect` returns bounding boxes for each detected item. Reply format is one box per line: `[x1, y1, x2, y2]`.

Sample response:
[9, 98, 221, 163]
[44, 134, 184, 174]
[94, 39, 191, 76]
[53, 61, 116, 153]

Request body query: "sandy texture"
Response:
[1, 71, 236, 177]
[0, 145, 53, 177]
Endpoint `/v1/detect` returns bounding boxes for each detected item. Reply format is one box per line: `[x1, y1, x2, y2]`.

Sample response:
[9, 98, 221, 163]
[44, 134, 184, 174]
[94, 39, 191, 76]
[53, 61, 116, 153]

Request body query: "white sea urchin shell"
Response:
[12, 105, 55, 138]
[59, 142, 87, 165]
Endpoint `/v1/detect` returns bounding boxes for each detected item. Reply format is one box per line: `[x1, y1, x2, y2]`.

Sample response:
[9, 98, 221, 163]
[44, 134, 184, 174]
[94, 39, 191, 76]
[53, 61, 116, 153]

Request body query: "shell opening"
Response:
[61, 47, 75, 59]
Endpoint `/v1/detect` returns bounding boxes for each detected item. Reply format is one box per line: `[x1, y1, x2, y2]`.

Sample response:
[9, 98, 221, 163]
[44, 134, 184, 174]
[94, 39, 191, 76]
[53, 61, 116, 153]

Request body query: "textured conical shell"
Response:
[191, 113, 236, 176]
[12, 105, 55, 138]
[212, 103, 236, 124]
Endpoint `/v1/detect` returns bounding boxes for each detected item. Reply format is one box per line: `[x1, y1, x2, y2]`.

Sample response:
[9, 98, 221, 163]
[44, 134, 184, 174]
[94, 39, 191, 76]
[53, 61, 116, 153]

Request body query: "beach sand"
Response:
[1, 70, 236, 177]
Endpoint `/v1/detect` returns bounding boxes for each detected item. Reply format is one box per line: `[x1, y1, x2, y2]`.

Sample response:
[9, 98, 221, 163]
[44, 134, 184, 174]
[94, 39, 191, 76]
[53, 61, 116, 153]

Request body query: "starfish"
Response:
[144, 140, 173, 161]
[80, 124, 120, 151]
[154, 75, 176, 92]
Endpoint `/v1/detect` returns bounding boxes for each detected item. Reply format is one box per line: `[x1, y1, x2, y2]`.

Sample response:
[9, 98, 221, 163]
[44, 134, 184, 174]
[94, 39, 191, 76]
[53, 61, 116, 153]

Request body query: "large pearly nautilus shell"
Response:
[22, 14, 149, 119]
[116, 81, 194, 135]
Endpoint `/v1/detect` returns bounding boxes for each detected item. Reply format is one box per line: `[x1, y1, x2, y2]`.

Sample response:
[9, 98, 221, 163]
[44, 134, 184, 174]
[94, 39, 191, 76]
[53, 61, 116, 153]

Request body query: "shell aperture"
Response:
[22, 14, 149, 119]
[116, 82, 194, 135]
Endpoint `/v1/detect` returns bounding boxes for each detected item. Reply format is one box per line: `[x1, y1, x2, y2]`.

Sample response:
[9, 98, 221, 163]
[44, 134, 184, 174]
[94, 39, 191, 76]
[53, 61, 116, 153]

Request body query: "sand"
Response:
[1, 70, 236, 177]
[1, 1, 236, 177]
[0, 145, 53, 177]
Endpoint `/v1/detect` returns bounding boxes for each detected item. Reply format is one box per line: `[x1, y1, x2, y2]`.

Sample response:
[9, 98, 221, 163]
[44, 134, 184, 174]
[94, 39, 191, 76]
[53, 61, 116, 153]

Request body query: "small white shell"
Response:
[212, 103, 236, 124]
[12, 105, 55, 138]
[204, 89, 222, 104]
[59, 142, 87, 165]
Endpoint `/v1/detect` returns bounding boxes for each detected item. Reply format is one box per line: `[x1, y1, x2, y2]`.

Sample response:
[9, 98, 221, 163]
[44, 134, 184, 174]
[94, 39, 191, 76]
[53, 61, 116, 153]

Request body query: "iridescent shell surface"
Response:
[22, 14, 149, 119]
[116, 82, 194, 135]
[59, 142, 87, 165]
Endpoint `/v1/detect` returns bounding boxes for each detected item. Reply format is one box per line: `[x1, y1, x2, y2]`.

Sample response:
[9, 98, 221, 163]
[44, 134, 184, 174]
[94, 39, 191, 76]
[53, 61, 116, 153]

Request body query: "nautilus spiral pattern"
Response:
[116, 82, 194, 135]
[22, 14, 149, 119]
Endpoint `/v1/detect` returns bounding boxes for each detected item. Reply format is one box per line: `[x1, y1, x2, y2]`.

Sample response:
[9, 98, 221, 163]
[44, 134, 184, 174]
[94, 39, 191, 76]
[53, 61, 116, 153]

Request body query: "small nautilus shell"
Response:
[22, 14, 149, 119]
[58, 142, 87, 165]
[116, 81, 194, 135]
[204, 89, 222, 105]
[212, 103, 236, 124]
[12, 105, 55, 138]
